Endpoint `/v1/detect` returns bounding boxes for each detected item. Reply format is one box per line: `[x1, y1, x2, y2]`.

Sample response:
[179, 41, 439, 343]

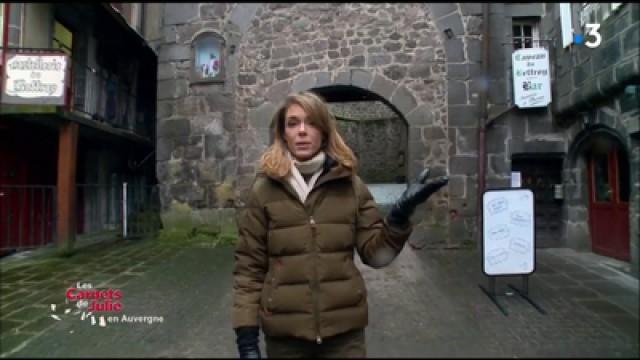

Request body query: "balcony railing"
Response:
[72, 62, 148, 136]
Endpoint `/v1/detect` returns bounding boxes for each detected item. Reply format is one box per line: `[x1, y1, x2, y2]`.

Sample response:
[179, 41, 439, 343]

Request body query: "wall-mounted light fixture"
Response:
[444, 28, 454, 39]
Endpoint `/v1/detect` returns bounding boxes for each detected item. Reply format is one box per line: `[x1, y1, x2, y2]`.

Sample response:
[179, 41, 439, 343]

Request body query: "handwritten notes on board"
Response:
[483, 189, 535, 276]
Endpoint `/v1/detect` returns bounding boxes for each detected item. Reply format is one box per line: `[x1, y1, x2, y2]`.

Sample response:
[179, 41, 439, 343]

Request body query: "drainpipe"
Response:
[140, 3, 145, 37]
[1, 3, 10, 98]
[476, 3, 490, 244]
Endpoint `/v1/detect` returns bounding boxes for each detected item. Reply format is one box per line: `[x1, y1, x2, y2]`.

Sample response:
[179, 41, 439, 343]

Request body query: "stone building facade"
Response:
[480, 3, 639, 274]
[144, 3, 639, 274]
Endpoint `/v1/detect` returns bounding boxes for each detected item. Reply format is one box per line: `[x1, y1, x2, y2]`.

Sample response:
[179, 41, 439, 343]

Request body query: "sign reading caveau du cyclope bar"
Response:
[2, 52, 69, 106]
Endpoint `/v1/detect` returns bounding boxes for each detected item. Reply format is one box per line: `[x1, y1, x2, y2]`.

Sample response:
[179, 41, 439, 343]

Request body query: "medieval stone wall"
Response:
[150, 3, 490, 247]
[235, 3, 452, 244]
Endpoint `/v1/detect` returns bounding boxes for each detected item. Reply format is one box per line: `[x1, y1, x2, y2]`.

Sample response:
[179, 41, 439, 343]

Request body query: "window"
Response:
[0, 4, 23, 51]
[191, 32, 225, 83]
[52, 21, 73, 56]
[620, 85, 639, 114]
[593, 151, 611, 202]
[512, 20, 540, 49]
[580, 3, 625, 28]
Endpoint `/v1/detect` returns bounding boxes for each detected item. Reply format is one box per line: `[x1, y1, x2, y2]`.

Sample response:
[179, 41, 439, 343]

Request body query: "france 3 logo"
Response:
[573, 24, 602, 48]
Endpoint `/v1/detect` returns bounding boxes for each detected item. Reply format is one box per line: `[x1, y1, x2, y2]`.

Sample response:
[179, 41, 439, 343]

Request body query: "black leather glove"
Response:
[387, 168, 449, 226]
[235, 326, 261, 359]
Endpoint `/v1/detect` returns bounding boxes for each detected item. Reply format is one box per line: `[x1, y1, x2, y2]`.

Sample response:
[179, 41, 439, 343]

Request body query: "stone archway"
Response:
[567, 125, 630, 167]
[241, 70, 450, 245]
[248, 70, 434, 171]
[231, 3, 459, 246]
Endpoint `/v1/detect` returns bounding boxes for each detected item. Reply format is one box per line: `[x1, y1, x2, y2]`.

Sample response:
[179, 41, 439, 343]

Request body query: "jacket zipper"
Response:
[272, 171, 351, 345]
[309, 215, 322, 345]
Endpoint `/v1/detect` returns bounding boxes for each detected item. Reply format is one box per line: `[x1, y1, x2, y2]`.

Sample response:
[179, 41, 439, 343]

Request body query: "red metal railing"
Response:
[0, 185, 56, 251]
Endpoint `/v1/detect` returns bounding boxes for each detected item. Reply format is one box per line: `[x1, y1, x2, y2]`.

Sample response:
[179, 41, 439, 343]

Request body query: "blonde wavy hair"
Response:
[259, 91, 358, 178]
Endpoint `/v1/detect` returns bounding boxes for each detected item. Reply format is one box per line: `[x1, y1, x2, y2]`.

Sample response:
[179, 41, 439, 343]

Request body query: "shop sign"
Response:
[2, 52, 68, 106]
[512, 48, 551, 108]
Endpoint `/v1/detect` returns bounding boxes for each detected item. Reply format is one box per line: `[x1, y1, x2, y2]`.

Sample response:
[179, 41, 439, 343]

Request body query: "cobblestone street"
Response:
[0, 237, 198, 357]
[1, 237, 637, 358]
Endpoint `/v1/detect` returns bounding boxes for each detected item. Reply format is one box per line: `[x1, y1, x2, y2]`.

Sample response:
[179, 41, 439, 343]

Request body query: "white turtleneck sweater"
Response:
[286, 151, 326, 204]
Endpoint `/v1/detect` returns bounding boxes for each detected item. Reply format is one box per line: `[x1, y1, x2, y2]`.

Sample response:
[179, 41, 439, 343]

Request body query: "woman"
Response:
[232, 91, 448, 358]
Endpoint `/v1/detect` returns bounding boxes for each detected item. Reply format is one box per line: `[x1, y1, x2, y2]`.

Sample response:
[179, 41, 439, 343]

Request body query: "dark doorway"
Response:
[311, 86, 408, 184]
[0, 123, 57, 252]
[512, 155, 563, 248]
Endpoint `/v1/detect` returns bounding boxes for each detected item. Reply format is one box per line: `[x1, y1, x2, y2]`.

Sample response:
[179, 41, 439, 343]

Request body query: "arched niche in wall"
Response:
[191, 32, 225, 84]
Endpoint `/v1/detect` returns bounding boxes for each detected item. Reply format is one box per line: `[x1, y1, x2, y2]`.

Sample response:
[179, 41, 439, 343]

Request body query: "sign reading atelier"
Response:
[512, 48, 551, 108]
[2, 53, 68, 105]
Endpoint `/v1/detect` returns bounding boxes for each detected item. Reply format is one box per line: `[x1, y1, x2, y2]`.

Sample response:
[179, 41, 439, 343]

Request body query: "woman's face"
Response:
[283, 104, 324, 161]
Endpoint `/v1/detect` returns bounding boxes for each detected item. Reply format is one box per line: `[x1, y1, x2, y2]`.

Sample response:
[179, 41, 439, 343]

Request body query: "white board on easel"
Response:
[482, 188, 535, 276]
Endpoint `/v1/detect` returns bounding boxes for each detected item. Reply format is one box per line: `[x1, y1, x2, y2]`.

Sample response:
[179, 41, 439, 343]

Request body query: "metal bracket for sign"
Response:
[479, 275, 545, 316]
[507, 275, 546, 315]
[479, 277, 508, 316]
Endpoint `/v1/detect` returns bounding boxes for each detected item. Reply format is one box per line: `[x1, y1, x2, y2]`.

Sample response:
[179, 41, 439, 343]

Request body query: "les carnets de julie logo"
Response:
[50, 282, 164, 328]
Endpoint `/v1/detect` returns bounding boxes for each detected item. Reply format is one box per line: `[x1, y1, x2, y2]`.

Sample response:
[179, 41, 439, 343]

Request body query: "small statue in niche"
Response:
[201, 53, 220, 78]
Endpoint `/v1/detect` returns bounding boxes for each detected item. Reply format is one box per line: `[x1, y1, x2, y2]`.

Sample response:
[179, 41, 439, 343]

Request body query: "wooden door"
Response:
[587, 147, 630, 261]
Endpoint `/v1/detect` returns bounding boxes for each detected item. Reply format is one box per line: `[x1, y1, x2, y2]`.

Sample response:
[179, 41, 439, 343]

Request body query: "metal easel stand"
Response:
[479, 275, 546, 316]
[507, 276, 546, 315]
[479, 277, 509, 316]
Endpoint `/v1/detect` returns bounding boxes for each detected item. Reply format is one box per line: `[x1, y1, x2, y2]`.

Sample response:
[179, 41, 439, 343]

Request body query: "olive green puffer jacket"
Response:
[232, 156, 412, 343]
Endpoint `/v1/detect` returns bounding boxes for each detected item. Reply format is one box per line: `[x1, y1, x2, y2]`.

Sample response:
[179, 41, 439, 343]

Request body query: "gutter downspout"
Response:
[477, 3, 490, 244]
[140, 3, 146, 38]
[1, 3, 11, 100]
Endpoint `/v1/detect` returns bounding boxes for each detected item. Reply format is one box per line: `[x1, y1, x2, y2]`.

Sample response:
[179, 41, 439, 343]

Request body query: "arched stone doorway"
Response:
[314, 85, 409, 214]
[312, 84, 408, 185]
[234, 2, 449, 191]
[243, 71, 450, 247]
[245, 72, 440, 175]
[258, 84, 412, 211]
[245, 72, 446, 209]
[566, 125, 631, 261]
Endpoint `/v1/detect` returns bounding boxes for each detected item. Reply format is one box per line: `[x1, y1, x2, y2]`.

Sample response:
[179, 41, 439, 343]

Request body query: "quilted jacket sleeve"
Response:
[232, 179, 268, 329]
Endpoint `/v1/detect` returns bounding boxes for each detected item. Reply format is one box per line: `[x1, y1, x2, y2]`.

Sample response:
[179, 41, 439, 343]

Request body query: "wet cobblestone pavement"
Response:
[1, 237, 638, 358]
[0, 236, 211, 357]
